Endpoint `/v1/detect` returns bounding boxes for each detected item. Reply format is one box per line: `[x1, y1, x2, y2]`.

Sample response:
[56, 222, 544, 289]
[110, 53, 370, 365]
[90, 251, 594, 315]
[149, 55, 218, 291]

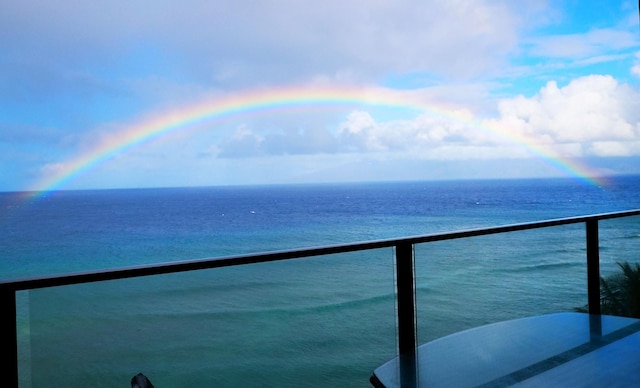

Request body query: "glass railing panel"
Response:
[598, 214, 640, 318]
[16, 290, 31, 387]
[414, 223, 588, 344]
[25, 248, 396, 387]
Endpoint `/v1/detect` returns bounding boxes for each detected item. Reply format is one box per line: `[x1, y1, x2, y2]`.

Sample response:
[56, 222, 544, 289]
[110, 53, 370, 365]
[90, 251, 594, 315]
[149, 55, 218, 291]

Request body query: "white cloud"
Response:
[0, 0, 530, 85]
[336, 109, 484, 155]
[487, 75, 640, 156]
[208, 75, 640, 161]
[217, 125, 264, 158]
[337, 111, 384, 152]
[587, 141, 640, 157]
[210, 104, 522, 161]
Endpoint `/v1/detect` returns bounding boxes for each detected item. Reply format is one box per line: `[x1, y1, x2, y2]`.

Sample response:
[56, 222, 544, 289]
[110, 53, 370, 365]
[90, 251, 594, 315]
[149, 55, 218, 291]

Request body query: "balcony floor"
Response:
[372, 312, 640, 387]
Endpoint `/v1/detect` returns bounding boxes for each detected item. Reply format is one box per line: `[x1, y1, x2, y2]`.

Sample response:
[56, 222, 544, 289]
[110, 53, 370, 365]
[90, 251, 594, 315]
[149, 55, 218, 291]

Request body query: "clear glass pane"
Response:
[415, 224, 588, 343]
[17, 290, 31, 387]
[599, 215, 640, 318]
[25, 249, 396, 387]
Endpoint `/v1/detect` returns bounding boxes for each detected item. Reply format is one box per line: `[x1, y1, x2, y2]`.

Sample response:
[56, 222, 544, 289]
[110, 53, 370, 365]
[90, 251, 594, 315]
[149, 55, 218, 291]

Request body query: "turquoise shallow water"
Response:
[2, 177, 640, 386]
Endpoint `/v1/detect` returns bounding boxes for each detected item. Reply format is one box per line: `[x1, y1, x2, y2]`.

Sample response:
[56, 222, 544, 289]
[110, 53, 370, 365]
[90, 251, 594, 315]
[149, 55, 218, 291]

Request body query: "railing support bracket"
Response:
[396, 243, 417, 387]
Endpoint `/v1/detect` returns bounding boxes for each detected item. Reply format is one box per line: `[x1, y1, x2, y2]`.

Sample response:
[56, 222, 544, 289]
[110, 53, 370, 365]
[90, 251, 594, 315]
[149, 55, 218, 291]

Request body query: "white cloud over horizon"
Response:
[202, 75, 640, 160]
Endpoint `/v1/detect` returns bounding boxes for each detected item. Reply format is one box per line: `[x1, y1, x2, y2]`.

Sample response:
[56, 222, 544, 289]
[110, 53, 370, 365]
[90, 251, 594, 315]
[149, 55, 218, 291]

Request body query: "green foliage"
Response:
[599, 261, 640, 318]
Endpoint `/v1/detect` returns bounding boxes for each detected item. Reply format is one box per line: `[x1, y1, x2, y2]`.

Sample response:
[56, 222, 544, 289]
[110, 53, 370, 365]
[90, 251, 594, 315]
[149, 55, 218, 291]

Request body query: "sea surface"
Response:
[1, 176, 640, 387]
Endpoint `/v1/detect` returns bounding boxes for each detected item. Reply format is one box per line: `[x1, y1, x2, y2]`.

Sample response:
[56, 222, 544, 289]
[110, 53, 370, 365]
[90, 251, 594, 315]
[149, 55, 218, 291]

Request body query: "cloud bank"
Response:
[209, 75, 640, 162]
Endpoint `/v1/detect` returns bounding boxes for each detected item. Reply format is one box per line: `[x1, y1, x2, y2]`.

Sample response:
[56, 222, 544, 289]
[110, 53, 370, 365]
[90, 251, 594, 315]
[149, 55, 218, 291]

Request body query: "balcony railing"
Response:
[2, 209, 639, 387]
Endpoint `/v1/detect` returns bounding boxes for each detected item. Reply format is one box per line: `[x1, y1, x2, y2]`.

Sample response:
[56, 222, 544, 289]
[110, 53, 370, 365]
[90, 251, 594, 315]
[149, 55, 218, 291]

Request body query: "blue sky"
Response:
[1, 0, 639, 192]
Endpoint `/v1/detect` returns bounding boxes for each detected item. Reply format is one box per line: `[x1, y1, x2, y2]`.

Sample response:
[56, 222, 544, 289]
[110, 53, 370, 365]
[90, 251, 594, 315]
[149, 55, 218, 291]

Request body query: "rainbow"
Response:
[27, 85, 605, 196]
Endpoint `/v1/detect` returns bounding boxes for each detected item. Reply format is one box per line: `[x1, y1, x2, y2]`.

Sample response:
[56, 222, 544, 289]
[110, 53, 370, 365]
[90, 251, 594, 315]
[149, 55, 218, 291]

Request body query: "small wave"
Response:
[499, 261, 583, 273]
[139, 292, 395, 320]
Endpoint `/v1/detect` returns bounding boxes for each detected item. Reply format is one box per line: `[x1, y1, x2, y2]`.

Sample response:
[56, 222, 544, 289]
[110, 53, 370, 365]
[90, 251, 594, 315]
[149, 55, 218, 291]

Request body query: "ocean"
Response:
[2, 176, 640, 387]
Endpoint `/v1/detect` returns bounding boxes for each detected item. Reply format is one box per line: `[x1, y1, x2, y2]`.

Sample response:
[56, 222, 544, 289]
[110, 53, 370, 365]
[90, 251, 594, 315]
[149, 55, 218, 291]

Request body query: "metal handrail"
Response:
[2, 209, 639, 386]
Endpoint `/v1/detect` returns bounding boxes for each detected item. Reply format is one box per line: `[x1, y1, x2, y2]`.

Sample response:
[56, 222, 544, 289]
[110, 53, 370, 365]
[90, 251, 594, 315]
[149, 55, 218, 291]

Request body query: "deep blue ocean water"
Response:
[1, 176, 639, 387]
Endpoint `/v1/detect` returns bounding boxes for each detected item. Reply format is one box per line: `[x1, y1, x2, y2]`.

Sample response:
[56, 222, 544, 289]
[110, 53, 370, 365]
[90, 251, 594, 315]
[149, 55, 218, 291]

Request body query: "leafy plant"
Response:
[599, 261, 640, 318]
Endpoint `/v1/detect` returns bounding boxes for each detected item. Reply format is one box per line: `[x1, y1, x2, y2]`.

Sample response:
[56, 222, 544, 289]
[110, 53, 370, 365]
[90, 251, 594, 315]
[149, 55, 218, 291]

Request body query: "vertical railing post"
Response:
[1, 286, 18, 387]
[395, 242, 417, 387]
[586, 219, 602, 338]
